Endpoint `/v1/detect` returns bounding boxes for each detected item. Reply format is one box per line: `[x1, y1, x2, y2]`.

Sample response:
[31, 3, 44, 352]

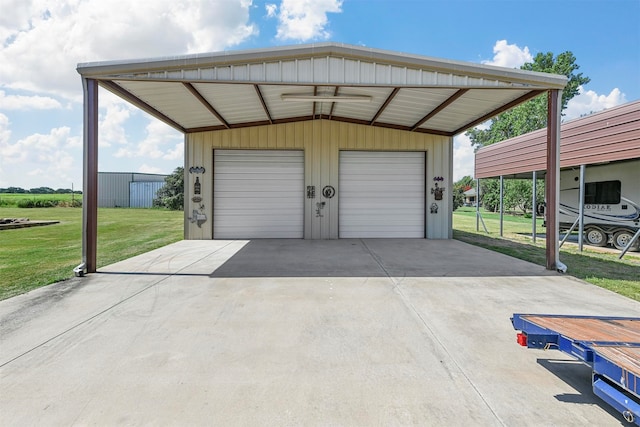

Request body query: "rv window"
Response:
[584, 180, 621, 204]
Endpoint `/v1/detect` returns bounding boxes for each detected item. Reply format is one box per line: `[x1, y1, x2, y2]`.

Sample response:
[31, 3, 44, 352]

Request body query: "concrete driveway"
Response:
[1, 239, 639, 426]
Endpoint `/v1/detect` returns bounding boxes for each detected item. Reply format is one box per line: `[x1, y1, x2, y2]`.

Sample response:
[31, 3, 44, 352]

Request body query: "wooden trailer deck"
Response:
[513, 313, 640, 424]
[521, 315, 640, 343]
[520, 315, 640, 378]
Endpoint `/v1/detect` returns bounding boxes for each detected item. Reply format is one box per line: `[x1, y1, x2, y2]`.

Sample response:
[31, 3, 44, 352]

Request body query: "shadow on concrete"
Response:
[537, 358, 626, 423]
[209, 238, 553, 278]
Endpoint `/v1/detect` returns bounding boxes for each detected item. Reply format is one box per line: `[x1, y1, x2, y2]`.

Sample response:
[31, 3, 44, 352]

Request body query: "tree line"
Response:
[0, 187, 82, 194]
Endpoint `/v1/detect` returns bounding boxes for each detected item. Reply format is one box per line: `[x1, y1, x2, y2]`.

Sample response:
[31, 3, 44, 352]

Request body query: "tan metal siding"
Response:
[185, 120, 451, 240]
[475, 100, 640, 178]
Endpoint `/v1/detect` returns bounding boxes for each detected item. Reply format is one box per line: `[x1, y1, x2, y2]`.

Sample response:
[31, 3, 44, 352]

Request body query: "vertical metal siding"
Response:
[98, 173, 131, 207]
[130, 181, 165, 208]
[98, 172, 167, 208]
[185, 120, 451, 240]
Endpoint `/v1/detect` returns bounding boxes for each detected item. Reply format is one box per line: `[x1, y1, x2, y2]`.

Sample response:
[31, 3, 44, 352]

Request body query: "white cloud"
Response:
[564, 86, 627, 121]
[0, 91, 63, 111]
[265, 3, 278, 18]
[114, 119, 183, 161]
[0, 1, 257, 102]
[273, 0, 343, 41]
[482, 40, 532, 69]
[453, 133, 475, 181]
[99, 97, 134, 148]
[164, 142, 184, 161]
[0, 126, 80, 188]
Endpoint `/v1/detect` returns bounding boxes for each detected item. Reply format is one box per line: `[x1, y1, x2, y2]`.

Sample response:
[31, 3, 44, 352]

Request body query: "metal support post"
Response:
[499, 175, 504, 237]
[578, 164, 586, 251]
[559, 217, 580, 248]
[476, 178, 480, 232]
[546, 89, 564, 272]
[619, 228, 640, 260]
[532, 171, 537, 243]
[76, 78, 98, 275]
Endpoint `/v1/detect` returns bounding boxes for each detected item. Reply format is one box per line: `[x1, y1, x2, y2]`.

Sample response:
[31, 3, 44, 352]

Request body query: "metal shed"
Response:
[98, 172, 167, 208]
[76, 43, 567, 274]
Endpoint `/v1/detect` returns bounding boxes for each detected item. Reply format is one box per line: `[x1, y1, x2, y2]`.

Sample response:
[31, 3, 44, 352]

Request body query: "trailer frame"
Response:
[512, 313, 640, 425]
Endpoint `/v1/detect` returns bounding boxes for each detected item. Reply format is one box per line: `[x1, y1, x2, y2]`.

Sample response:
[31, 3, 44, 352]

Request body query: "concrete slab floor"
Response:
[1, 239, 639, 426]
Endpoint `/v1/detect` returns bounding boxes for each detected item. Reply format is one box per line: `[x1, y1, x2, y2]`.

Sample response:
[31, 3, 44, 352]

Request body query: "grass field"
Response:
[0, 206, 182, 300]
[453, 207, 640, 301]
[1, 202, 638, 302]
[0, 193, 80, 206]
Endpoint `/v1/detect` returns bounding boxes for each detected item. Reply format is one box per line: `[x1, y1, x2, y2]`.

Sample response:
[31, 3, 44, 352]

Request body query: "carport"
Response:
[475, 100, 640, 258]
[76, 43, 567, 273]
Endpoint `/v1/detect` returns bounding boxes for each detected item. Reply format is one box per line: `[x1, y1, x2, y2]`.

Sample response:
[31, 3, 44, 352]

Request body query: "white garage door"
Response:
[339, 151, 425, 238]
[214, 150, 304, 239]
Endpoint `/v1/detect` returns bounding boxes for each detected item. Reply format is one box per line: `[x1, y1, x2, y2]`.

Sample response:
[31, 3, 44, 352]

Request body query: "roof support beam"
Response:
[411, 89, 468, 131]
[100, 80, 186, 133]
[452, 90, 545, 135]
[254, 85, 273, 124]
[370, 88, 399, 125]
[79, 78, 98, 275]
[546, 89, 563, 271]
[312, 86, 318, 119]
[183, 83, 230, 129]
[329, 87, 339, 119]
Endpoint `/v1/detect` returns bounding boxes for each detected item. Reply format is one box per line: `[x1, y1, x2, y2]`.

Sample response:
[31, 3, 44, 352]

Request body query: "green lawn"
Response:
[453, 207, 640, 302]
[0, 207, 183, 300]
[1, 204, 638, 302]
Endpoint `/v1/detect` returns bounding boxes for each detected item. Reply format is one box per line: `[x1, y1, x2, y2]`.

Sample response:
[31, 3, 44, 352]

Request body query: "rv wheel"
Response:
[612, 230, 640, 251]
[584, 227, 607, 247]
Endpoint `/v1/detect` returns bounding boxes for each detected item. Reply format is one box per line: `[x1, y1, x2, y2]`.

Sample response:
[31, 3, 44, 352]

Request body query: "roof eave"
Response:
[76, 42, 568, 90]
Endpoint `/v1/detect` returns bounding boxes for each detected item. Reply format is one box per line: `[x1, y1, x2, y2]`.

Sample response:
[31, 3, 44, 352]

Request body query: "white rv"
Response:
[558, 160, 640, 251]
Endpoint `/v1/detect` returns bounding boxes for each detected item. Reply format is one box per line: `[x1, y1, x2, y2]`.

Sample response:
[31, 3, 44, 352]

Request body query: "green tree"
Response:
[153, 167, 184, 210]
[480, 179, 500, 212]
[480, 178, 545, 215]
[467, 51, 590, 150]
[504, 179, 545, 215]
[452, 175, 474, 210]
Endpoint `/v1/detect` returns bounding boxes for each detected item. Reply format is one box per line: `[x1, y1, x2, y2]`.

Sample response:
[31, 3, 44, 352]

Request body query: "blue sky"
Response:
[1, 0, 638, 190]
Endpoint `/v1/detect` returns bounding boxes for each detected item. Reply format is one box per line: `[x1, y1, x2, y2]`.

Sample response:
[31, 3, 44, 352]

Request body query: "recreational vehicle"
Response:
[559, 160, 640, 251]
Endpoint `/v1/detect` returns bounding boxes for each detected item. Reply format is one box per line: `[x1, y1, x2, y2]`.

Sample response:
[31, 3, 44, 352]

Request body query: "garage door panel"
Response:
[339, 151, 425, 238]
[214, 150, 303, 239]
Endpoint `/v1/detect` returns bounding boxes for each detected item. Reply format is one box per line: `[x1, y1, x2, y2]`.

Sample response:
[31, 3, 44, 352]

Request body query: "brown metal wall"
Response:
[474, 100, 640, 178]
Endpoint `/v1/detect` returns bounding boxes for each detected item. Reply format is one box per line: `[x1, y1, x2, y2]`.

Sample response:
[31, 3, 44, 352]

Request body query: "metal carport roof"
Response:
[76, 42, 568, 273]
[475, 99, 640, 179]
[77, 43, 567, 136]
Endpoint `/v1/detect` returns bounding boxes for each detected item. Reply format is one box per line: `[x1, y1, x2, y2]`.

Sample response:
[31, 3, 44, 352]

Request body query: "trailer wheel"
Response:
[584, 227, 608, 247]
[612, 230, 640, 251]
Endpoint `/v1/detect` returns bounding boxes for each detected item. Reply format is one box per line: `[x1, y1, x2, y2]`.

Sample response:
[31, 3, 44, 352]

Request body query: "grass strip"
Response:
[453, 207, 640, 302]
[0, 207, 182, 300]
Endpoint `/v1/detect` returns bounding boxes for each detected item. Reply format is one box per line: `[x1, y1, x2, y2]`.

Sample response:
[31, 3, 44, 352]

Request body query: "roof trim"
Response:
[77, 42, 567, 89]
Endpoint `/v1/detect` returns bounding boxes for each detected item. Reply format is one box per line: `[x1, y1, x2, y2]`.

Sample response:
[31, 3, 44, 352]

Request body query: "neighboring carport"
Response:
[475, 100, 640, 258]
[76, 42, 567, 274]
